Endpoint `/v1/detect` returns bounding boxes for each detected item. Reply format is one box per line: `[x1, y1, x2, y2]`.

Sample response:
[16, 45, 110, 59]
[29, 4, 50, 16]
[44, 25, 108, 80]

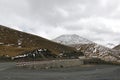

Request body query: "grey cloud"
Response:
[0, 0, 120, 46]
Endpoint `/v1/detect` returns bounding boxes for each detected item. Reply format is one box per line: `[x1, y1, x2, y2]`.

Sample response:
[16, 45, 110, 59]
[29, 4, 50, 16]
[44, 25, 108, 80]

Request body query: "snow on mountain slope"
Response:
[53, 34, 93, 45]
[77, 43, 120, 61]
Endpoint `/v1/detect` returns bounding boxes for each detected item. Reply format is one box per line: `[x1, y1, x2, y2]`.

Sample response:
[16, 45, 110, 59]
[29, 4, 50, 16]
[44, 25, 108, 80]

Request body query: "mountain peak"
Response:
[53, 34, 93, 45]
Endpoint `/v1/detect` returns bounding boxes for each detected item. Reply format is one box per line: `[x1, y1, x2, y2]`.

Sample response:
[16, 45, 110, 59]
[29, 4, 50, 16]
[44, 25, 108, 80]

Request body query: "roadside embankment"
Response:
[16, 59, 84, 69]
[16, 58, 120, 70]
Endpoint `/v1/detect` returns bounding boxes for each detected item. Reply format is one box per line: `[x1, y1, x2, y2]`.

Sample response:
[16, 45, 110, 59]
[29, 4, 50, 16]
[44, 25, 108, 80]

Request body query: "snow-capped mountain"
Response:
[53, 34, 120, 62]
[53, 34, 93, 45]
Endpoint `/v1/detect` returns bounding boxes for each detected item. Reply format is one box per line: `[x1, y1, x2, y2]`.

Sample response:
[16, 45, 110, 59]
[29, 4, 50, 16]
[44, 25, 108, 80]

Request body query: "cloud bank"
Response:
[0, 0, 120, 46]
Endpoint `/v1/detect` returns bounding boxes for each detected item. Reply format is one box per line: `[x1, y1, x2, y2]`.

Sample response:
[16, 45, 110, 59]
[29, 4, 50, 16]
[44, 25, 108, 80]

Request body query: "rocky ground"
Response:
[0, 62, 119, 80]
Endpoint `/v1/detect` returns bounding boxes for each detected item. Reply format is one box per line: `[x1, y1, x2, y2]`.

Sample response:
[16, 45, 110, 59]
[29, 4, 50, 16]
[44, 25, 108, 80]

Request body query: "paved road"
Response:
[0, 62, 16, 71]
[0, 62, 119, 80]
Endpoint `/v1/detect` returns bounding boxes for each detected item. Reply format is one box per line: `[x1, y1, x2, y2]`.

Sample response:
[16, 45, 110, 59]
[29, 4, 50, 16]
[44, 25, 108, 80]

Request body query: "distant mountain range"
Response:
[0, 25, 76, 57]
[53, 34, 120, 62]
[53, 34, 117, 48]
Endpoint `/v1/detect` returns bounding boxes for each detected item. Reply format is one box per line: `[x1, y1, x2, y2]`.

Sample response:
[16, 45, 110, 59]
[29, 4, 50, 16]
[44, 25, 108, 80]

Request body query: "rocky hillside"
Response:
[12, 48, 84, 60]
[73, 43, 120, 62]
[113, 44, 120, 50]
[113, 44, 120, 56]
[0, 25, 76, 57]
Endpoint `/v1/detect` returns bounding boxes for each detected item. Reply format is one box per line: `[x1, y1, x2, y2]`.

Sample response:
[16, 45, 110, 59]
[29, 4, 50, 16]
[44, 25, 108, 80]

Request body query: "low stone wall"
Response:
[16, 59, 84, 69]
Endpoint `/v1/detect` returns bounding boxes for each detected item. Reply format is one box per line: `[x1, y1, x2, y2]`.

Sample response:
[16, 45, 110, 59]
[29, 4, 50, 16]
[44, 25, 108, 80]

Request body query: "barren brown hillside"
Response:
[0, 25, 75, 56]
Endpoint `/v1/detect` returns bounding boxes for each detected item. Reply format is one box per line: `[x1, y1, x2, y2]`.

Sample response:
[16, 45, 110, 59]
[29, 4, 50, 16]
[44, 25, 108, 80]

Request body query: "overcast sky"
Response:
[0, 0, 120, 46]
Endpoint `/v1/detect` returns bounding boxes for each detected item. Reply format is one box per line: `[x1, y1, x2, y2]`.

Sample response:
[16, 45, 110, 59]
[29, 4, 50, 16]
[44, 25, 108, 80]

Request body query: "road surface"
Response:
[0, 62, 119, 80]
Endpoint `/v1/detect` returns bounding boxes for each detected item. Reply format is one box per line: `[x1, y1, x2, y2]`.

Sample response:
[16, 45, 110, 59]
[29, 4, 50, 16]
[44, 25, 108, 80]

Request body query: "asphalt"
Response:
[0, 62, 119, 80]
